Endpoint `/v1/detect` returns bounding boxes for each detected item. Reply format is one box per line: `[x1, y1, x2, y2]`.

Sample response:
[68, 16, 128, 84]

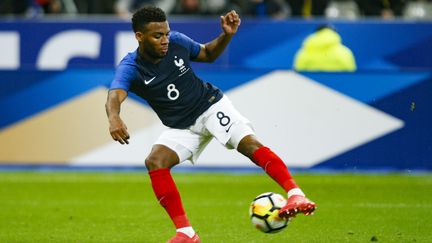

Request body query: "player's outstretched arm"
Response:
[194, 10, 241, 63]
[106, 89, 130, 145]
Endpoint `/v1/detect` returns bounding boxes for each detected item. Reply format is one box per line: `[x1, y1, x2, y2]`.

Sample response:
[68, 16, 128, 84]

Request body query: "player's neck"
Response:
[138, 47, 162, 64]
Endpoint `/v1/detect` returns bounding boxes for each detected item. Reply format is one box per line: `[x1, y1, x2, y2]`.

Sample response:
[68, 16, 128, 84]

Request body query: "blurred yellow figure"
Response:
[294, 26, 357, 72]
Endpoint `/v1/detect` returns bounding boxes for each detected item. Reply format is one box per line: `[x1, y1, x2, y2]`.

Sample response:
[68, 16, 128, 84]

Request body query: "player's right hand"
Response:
[109, 117, 130, 144]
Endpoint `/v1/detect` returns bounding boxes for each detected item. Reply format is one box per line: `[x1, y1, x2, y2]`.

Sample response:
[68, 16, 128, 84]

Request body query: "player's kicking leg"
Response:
[146, 145, 200, 243]
[237, 135, 316, 219]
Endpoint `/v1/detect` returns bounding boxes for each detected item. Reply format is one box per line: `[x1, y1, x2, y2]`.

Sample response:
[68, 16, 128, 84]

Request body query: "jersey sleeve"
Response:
[170, 31, 201, 59]
[110, 62, 137, 92]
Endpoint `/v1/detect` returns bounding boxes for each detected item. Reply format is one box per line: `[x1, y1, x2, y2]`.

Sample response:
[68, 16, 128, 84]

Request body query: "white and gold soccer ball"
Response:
[249, 192, 289, 233]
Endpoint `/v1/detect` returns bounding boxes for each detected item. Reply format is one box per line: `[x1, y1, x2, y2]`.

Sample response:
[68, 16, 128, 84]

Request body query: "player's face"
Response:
[136, 21, 170, 62]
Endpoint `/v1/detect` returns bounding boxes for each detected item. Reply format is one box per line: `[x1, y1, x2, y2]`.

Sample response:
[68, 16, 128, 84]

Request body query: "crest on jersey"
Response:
[174, 56, 189, 76]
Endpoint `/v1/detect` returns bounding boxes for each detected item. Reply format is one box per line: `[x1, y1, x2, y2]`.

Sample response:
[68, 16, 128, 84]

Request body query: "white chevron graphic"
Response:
[71, 71, 403, 168]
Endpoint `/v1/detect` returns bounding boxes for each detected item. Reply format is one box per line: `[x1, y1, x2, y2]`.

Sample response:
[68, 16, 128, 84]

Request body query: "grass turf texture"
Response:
[0, 172, 431, 243]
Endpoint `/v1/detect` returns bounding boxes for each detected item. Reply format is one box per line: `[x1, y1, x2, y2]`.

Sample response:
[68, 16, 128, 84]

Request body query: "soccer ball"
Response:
[249, 192, 289, 233]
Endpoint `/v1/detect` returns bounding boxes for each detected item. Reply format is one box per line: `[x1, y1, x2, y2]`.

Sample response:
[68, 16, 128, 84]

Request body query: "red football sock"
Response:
[252, 146, 299, 193]
[149, 168, 190, 229]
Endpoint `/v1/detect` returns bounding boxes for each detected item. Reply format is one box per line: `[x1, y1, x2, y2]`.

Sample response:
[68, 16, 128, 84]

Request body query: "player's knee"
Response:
[145, 153, 178, 170]
[145, 155, 165, 170]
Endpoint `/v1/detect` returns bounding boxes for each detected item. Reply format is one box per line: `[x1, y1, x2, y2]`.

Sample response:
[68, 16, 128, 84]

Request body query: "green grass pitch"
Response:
[0, 171, 431, 242]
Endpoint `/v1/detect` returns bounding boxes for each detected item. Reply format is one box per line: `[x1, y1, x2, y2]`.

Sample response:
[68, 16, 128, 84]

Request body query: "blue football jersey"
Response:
[110, 31, 223, 129]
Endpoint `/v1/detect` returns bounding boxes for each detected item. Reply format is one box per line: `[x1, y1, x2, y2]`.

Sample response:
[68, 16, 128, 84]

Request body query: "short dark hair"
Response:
[132, 6, 167, 33]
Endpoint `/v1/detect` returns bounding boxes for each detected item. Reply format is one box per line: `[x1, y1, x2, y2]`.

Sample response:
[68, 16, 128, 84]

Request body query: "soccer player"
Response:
[106, 6, 316, 243]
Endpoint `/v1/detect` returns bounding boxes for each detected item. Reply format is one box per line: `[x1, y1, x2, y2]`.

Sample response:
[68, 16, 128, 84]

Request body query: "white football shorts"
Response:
[154, 95, 255, 163]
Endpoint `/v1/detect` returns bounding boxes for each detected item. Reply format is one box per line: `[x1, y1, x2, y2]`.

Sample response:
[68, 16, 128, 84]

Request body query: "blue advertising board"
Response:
[1, 18, 431, 71]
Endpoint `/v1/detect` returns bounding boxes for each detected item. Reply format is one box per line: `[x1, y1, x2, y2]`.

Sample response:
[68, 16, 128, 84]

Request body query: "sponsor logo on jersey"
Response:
[144, 76, 156, 85]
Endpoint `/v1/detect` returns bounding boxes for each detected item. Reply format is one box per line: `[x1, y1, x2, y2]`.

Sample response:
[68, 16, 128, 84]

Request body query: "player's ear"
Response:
[135, 31, 144, 42]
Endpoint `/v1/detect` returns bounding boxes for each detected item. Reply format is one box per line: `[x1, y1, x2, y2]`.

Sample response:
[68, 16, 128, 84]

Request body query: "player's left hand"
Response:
[221, 10, 241, 36]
